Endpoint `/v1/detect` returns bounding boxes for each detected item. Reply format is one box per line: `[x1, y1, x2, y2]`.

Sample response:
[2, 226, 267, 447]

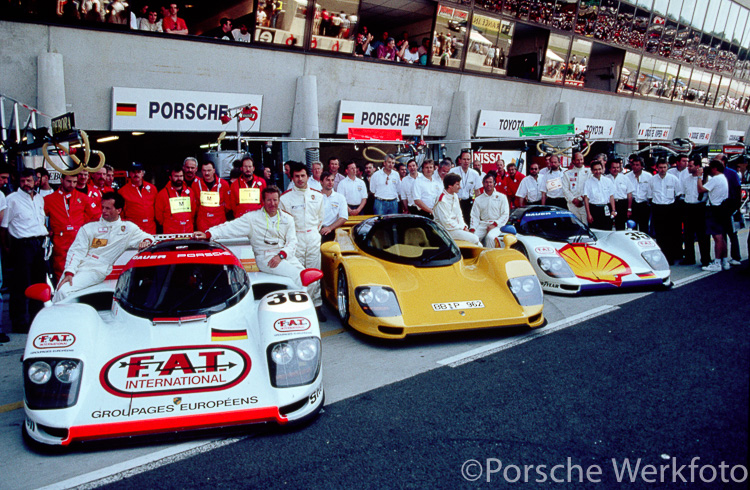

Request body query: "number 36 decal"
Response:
[266, 292, 309, 305]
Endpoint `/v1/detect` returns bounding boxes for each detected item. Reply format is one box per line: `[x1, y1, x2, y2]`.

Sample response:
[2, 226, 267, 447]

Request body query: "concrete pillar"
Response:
[551, 101, 569, 126]
[673, 115, 689, 140]
[617, 109, 639, 158]
[444, 91, 470, 161]
[37, 52, 66, 126]
[745, 122, 750, 144]
[713, 120, 729, 145]
[288, 75, 319, 164]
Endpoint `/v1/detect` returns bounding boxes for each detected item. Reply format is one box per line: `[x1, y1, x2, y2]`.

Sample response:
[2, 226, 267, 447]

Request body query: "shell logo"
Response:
[558, 244, 631, 286]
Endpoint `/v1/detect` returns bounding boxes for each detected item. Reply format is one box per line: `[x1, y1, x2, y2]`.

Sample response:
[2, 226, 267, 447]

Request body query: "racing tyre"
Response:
[336, 267, 350, 325]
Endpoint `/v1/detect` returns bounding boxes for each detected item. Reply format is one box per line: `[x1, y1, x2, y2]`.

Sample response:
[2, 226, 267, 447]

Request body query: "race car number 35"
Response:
[432, 300, 485, 311]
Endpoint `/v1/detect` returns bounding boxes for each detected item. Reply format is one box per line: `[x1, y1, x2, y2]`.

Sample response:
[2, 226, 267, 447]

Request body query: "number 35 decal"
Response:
[266, 292, 309, 305]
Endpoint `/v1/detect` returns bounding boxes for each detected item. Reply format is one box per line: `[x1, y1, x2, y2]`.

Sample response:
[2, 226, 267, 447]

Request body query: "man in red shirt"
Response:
[118, 162, 157, 234]
[155, 164, 196, 233]
[45, 174, 96, 282]
[163, 3, 188, 34]
[229, 155, 266, 218]
[497, 162, 525, 209]
[89, 167, 114, 194]
[182, 157, 199, 190]
[75, 170, 102, 221]
[193, 161, 230, 232]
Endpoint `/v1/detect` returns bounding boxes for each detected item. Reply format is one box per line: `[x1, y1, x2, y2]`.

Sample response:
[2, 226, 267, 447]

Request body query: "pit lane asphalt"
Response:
[101, 265, 749, 489]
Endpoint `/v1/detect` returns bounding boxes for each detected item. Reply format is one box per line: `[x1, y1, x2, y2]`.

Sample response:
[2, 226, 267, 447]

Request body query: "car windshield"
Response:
[517, 209, 596, 243]
[115, 262, 250, 319]
[352, 217, 461, 267]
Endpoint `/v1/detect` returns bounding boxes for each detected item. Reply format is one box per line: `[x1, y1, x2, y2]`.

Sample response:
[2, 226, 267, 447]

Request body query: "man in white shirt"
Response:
[470, 173, 509, 248]
[319, 171, 348, 243]
[337, 161, 368, 216]
[369, 154, 401, 215]
[540, 155, 567, 209]
[697, 160, 730, 271]
[667, 154, 688, 179]
[583, 161, 616, 230]
[413, 160, 444, 217]
[681, 158, 710, 267]
[448, 150, 481, 224]
[626, 156, 652, 232]
[434, 174, 481, 245]
[327, 157, 346, 191]
[516, 162, 542, 207]
[0, 168, 48, 332]
[399, 159, 420, 214]
[650, 159, 683, 264]
[562, 151, 591, 222]
[606, 160, 634, 230]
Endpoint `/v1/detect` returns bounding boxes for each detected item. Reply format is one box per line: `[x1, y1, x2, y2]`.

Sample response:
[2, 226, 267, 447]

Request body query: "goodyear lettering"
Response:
[498, 119, 524, 131]
[360, 112, 411, 127]
[149, 102, 229, 121]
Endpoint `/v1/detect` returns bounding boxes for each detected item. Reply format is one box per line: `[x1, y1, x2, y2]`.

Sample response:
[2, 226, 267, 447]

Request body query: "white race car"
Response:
[504, 206, 672, 294]
[22, 239, 324, 446]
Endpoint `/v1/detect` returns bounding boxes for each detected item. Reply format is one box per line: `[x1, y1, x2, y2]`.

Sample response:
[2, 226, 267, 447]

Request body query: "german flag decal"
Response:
[558, 244, 631, 287]
[211, 328, 248, 341]
[116, 103, 137, 116]
[636, 271, 656, 279]
[341, 113, 355, 123]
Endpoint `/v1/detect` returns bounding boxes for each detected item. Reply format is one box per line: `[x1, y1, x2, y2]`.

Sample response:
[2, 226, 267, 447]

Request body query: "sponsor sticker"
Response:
[33, 332, 76, 349]
[535, 246, 557, 255]
[274, 317, 312, 332]
[637, 240, 656, 248]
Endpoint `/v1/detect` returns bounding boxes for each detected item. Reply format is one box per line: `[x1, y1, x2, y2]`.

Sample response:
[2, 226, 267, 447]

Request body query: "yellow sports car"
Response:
[320, 215, 545, 339]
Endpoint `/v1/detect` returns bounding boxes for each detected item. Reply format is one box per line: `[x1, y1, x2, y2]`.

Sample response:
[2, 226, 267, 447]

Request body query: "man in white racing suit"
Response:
[195, 185, 305, 290]
[55, 192, 154, 301]
[470, 172, 509, 248]
[279, 162, 326, 321]
[434, 173, 481, 245]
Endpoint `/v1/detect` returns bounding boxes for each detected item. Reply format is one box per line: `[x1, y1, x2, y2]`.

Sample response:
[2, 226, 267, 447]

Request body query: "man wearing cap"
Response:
[229, 155, 266, 218]
[193, 161, 230, 232]
[155, 164, 197, 234]
[118, 162, 157, 234]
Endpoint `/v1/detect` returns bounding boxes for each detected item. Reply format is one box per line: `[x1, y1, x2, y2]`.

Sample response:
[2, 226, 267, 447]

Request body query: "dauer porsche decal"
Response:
[557, 244, 632, 287]
[100, 345, 251, 397]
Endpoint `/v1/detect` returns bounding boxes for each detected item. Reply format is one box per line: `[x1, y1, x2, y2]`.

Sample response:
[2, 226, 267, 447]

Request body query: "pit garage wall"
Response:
[2, 20, 750, 161]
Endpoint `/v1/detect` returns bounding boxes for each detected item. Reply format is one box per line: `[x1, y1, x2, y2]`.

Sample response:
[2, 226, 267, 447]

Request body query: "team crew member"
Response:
[413, 160, 443, 217]
[89, 167, 114, 194]
[650, 159, 683, 264]
[606, 160, 634, 230]
[196, 186, 306, 289]
[229, 155, 266, 218]
[155, 164, 197, 233]
[698, 160, 731, 271]
[449, 150, 481, 224]
[583, 161, 616, 230]
[1, 168, 48, 332]
[562, 151, 591, 222]
[496, 162, 524, 208]
[470, 173, 509, 248]
[182, 157, 199, 190]
[434, 173, 481, 245]
[104, 164, 117, 191]
[667, 155, 688, 179]
[308, 161, 324, 191]
[627, 156, 652, 232]
[280, 161, 326, 320]
[75, 169, 102, 221]
[193, 161, 230, 232]
[327, 157, 345, 190]
[369, 154, 401, 215]
[399, 159, 420, 214]
[55, 193, 154, 301]
[681, 158, 710, 267]
[337, 161, 368, 216]
[319, 170, 348, 242]
[516, 162, 542, 207]
[539, 155, 567, 208]
[44, 174, 96, 283]
[118, 162, 157, 234]
[35, 167, 54, 197]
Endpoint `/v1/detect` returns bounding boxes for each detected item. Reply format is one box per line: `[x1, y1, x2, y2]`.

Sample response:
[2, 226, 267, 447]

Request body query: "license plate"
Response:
[432, 300, 485, 311]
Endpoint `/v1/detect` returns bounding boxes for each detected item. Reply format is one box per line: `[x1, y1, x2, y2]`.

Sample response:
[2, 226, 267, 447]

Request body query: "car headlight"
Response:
[508, 276, 544, 306]
[24, 358, 83, 409]
[267, 337, 321, 388]
[641, 250, 670, 271]
[537, 257, 575, 278]
[354, 286, 402, 317]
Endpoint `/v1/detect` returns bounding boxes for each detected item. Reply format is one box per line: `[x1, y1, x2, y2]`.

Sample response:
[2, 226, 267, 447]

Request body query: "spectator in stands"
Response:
[402, 43, 420, 64]
[163, 3, 188, 35]
[233, 22, 251, 42]
[216, 17, 235, 40]
[378, 37, 407, 61]
[139, 8, 163, 32]
[354, 31, 373, 57]
[370, 31, 388, 54]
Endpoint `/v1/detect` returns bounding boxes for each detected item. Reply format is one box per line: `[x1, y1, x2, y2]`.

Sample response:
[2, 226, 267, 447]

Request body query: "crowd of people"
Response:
[0, 148, 747, 343]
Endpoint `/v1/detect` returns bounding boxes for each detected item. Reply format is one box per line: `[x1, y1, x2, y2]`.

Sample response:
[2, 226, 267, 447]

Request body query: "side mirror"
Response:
[503, 234, 518, 248]
[300, 268, 324, 287]
[26, 283, 52, 304]
[626, 220, 637, 230]
[500, 224, 517, 235]
[320, 242, 341, 255]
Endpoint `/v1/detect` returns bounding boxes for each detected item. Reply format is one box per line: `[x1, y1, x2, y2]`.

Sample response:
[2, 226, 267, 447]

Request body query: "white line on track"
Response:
[41, 437, 244, 490]
[672, 270, 716, 288]
[437, 305, 620, 368]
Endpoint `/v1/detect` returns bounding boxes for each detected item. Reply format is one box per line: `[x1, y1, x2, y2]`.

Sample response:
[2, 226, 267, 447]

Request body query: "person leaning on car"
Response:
[433, 173, 481, 246]
[193, 185, 305, 289]
[55, 192, 154, 301]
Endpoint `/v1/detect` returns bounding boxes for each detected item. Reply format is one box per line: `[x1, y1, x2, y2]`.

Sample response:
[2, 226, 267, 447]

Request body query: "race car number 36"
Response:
[432, 300, 485, 311]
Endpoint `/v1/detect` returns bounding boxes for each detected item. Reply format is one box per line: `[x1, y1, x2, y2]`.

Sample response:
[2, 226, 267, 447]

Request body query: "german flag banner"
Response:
[116, 103, 137, 116]
[341, 113, 355, 123]
[211, 328, 248, 341]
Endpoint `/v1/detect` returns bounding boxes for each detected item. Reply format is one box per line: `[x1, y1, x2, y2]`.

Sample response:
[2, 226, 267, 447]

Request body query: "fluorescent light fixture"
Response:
[131, 132, 145, 136]
[96, 136, 120, 143]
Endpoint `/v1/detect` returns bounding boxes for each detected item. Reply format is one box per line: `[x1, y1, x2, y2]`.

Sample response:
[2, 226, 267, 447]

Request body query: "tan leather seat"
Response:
[404, 227, 429, 248]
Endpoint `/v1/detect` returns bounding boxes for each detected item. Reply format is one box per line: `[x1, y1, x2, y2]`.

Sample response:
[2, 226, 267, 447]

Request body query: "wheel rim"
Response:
[337, 271, 348, 320]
